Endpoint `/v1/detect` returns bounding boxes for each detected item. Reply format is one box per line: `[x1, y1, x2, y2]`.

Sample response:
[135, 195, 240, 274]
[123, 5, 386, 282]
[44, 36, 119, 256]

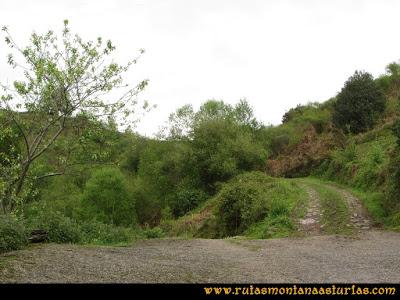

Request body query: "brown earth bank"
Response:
[1, 230, 399, 283]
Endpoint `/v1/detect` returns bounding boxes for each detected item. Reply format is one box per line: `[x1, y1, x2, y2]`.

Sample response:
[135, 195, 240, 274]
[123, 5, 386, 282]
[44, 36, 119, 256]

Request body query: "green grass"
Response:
[306, 177, 386, 226]
[161, 175, 309, 240]
[296, 177, 353, 234]
[243, 179, 309, 239]
[310, 183, 352, 235]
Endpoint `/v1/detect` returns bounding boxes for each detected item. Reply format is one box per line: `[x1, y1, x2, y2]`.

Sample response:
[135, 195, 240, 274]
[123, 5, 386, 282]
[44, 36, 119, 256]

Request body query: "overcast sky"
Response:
[1, 0, 400, 136]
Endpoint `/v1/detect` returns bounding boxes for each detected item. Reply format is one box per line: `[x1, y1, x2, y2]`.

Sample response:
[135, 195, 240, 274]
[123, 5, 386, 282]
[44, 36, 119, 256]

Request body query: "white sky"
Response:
[1, 0, 400, 136]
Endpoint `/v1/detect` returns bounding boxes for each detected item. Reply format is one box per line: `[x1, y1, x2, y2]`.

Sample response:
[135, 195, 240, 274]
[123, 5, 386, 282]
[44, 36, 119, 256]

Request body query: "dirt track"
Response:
[1, 230, 400, 283]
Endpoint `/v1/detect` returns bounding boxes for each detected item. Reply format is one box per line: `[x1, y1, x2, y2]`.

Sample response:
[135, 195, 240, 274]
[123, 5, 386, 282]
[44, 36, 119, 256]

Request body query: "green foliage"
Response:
[333, 71, 385, 134]
[82, 167, 136, 226]
[24, 201, 137, 245]
[25, 203, 81, 243]
[309, 183, 351, 234]
[215, 172, 300, 237]
[79, 220, 136, 245]
[0, 215, 28, 253]
[192, 119, 267, 190]
[282, 102, 331, 132]
[376, 61, 400, 101]
[168, 185, 207, 217]
[393, 119, 400, 147]
[141, 226, 165, 239]
[259, 122, 305, 157]
[0, 20, 147, 212]
[245, 215, 293, 239]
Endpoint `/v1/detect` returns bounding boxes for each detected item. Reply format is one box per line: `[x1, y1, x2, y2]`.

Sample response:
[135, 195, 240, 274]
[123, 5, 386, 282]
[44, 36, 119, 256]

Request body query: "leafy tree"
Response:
[0, 21, 148, 212]
[192, 118, 266, 192]
[160, 99, 261, 140]
[333, 71, 385, 134]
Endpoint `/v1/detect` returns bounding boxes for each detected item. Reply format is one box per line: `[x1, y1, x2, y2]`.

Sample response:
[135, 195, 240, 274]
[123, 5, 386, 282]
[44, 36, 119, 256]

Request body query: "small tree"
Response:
[333, 71, 385, 134]
[0, 20, 148, 213]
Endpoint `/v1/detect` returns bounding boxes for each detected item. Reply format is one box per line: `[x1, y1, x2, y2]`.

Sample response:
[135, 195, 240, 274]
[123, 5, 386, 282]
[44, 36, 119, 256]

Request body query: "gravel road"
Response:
[1, 180, 399, 283]
[1, 230, 399, 283]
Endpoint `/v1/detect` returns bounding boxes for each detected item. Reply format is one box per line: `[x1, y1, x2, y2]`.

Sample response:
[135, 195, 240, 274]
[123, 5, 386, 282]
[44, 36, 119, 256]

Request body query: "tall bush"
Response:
[333, 71, 385, 134]
[82, 168, 136, 226]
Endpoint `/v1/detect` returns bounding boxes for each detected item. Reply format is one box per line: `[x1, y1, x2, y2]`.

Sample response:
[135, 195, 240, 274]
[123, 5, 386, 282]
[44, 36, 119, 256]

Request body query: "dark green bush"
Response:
[133, 177, 163, 226]
[333, 71, 385, 134]
[141, 226, 165, 239]
[393, 119, 400, 147]
[168, 186, 208, 217]
[25, 205, 81, 243]
[216, 172, 274, 236]
[82, 167, 136, 226]
[79, 220, 136, 244]
[0, 215, 28, 253]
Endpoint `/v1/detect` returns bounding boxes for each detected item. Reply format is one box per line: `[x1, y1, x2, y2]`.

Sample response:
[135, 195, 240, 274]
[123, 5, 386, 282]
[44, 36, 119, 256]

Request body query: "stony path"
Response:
[296, 180, 373, 235]
[327, 185, 372, 231]
[298, 185, 322, 235]
[1, 231, 400, 283]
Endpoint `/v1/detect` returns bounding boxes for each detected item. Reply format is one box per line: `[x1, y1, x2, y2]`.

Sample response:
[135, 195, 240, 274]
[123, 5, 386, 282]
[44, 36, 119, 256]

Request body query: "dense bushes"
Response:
[0, 215, 28, 253]
[24, 202, 138, 245]
[79, 221, 137, 245]
[168, 185, 207, 217]
[192, 119, 267, 190]
[215, 172, 302, 237]
[24, 203, 81, 243]
[82, 168, 136, 226]
[333, 71, 385, 134]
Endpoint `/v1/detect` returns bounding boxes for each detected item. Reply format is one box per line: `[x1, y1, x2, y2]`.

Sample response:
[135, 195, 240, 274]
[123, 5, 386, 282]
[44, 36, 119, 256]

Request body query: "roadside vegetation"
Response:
[1, 21, 400, 254]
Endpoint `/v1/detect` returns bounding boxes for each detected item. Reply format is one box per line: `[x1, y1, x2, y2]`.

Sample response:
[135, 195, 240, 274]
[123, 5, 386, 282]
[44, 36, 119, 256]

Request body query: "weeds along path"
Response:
[294, 178, 372, 235]
[326, 184, 372, 232]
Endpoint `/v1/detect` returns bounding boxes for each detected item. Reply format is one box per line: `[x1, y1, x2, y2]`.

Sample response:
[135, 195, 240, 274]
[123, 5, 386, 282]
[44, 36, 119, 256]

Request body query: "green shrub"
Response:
[79, 220, 136, 244]
[168, 186, 208, 217]
[333, 71, 385, 134]
[0, 215, 28, 253]
[393, 119, 400, 147]
[82, 167, 136, 226]
[133, 177, 163, 226]
[216, 173, 271, 236]
[25, 205, 81, 243]
[388, 212, 400, 229]
[141, 226, 165, 239]
[215, 172, 305, 238]
[245, 215, 293, 239]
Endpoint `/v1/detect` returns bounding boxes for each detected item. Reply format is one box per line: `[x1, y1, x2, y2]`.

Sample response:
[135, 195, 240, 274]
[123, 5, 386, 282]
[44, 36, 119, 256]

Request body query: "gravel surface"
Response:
[1, 230, 399, 283]
[1, 181, 398, 283]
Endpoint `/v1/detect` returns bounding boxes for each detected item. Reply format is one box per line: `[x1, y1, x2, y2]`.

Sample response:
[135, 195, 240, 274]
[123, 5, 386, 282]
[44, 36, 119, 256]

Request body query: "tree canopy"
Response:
[0, 20, 147, 212]
[333, 71, 385, 134]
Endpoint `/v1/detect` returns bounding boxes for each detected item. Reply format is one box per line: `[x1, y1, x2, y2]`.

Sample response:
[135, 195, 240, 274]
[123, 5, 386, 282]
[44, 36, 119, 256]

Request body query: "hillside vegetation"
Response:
[1, 22, 400, 254]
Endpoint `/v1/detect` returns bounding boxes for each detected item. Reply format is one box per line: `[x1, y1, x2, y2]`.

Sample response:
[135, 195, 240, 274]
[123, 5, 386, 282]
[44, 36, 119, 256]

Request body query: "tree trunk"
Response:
[15, 162, 30, 197]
